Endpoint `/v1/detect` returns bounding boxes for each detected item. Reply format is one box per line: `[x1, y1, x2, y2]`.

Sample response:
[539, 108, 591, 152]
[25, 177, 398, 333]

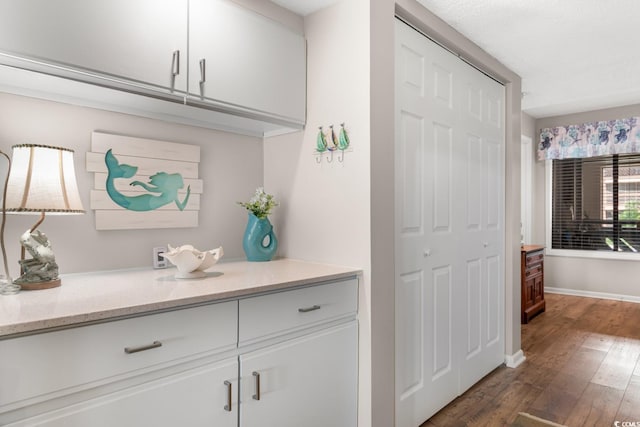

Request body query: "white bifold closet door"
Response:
[394, 19, 506, 427]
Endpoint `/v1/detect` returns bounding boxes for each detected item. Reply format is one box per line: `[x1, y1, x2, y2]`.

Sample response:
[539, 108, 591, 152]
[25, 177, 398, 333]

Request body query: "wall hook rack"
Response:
[314, 123, 352, 164]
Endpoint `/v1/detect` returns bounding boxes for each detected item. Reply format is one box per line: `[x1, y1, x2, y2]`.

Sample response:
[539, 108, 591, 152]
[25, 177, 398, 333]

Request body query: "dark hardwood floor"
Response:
[421, 293, 640, 426]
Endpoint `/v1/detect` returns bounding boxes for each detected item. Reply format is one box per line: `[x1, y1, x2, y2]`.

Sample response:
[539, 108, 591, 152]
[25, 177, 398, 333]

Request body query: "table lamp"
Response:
[0, 144, 84, 293]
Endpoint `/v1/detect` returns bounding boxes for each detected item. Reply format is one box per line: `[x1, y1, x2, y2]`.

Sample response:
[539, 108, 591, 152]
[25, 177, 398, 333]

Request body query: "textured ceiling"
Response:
[415, 0, 640, 118]
[274, 0, 640, 118]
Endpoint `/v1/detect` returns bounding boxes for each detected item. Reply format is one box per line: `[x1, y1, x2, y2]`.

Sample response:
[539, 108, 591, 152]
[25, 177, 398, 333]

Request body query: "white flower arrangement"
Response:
[238, 187, 278, 219]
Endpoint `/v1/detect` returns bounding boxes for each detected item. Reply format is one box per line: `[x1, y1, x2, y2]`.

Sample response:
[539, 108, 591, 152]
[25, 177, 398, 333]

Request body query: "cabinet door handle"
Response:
[172, 50, 180, 76]
[298, 304, 321, 313]
[224, 380, 232, 411]
[199, 58, 206, 84]
[124, 340, 162, 354]
[252, 371, 261, 400]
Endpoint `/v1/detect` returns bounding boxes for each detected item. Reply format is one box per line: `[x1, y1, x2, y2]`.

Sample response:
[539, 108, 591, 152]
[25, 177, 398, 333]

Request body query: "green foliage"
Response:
[238, 187, 278, 219]
[620, 200, 640, 221]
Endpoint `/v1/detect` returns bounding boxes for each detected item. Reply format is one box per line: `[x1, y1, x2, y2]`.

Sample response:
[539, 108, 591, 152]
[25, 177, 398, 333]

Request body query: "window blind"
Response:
[551, 153, 640, 253]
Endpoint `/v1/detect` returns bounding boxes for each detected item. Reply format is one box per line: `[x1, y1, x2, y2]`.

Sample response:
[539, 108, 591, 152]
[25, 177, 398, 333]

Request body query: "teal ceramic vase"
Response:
[243, 213, 278, 261]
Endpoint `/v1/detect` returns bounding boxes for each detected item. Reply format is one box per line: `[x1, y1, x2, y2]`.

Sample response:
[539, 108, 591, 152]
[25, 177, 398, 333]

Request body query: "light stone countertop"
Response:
[0, 258, 361, 338]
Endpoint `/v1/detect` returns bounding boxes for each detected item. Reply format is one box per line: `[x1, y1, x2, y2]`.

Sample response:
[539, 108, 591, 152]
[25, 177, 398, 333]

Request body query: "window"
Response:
[551, 153, 640, 253]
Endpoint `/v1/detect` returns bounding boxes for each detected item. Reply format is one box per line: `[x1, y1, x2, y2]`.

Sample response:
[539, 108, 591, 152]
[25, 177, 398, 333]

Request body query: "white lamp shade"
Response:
[5, 144, 84, 213]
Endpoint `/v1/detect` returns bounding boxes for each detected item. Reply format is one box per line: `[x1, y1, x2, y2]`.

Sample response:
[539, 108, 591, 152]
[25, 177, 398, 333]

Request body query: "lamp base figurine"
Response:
[15, 229, 61, 290]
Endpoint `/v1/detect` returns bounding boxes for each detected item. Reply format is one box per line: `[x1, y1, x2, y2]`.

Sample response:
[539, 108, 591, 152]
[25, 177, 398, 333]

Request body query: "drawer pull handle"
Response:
[224, 380, 232, 411]
[298, 304, 321, 313]
[252, 371, 261, 400]
[199, 58, 206, 84]
[124, 340, 162, 354]
[171, 50, 180, 76]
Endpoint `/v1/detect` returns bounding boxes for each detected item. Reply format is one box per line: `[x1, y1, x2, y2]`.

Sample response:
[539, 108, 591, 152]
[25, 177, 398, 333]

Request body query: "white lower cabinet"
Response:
[0, 278, 358, 427]
[240, 322, 358, 427]
[7, 358, 238, 427]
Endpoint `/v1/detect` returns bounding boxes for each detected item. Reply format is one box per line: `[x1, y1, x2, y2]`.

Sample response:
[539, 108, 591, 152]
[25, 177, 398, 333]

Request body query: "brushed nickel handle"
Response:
[199, 58, 206, 84]
[172, 50, 180, 76]
[124, 340, 162, 354]
[224, 380, 232, 411]
[252, 371, 261, 400]
[298, 305, 321, 313]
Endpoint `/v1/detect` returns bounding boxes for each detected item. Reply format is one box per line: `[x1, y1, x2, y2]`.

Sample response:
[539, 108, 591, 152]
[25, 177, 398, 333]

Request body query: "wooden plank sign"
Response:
[88, 132, 203, 230]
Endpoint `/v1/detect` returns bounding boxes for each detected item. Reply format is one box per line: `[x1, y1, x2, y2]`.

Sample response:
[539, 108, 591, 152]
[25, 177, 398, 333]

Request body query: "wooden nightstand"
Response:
[521, 245, 545, 323]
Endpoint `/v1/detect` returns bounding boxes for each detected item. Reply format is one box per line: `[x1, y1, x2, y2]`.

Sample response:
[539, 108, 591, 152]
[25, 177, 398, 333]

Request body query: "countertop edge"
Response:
[0, 260, 361, 338]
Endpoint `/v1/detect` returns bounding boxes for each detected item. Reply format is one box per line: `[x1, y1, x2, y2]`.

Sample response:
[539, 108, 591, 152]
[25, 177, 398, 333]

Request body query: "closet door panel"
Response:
[395, 19, 505, 427]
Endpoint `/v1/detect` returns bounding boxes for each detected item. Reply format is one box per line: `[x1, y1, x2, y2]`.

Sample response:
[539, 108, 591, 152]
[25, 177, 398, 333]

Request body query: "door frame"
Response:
[521, 135, 533, 244]
[368, 3, 524, 427]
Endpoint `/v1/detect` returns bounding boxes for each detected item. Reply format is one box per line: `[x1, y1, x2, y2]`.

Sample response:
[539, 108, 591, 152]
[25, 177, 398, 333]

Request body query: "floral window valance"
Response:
[538, 117, 640, 160]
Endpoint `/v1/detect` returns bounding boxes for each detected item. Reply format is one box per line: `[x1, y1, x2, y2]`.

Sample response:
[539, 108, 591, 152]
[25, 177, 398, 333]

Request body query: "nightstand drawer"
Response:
[238, 278, 358, 346]
[0, 301, 237, 409]
[525, 250, 544, 266]
[524, 262, 543, 279]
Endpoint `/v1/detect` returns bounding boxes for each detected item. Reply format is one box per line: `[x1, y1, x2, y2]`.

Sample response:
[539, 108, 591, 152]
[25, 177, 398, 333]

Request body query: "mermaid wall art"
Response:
[105, 149, 191, 212]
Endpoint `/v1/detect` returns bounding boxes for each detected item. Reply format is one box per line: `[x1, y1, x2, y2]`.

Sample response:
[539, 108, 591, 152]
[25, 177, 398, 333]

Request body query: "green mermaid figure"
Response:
[105, 149, 191, 212]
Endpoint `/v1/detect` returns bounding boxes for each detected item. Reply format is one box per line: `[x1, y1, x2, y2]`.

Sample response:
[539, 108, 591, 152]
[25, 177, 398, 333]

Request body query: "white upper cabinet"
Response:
[0, 0, 306, 134]
[0, 0, 188, 94]
[188, 0, 306, 125]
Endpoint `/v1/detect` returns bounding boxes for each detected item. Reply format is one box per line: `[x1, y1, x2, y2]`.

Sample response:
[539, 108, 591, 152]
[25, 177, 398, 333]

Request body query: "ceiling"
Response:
[273, 0, 640, 119]
[270, 0, 338, 17]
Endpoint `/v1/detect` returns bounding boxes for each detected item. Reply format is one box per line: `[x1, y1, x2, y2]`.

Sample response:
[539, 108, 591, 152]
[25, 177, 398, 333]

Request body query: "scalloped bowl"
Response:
[161, 244, 224, 279]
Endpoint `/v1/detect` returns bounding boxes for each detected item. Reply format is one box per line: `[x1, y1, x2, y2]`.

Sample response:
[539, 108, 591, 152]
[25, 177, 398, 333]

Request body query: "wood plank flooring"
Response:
[420, 293, 640, 426]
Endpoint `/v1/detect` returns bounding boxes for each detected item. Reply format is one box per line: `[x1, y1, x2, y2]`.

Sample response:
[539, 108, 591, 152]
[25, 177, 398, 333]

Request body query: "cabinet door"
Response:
[239, 322, 357, 427]
[523, 277, 535, 309]
[533, 275, 544, 304]
[7, 358, 238, 427]
[0, 0, 188, 92]
[189, 0, 306, 124]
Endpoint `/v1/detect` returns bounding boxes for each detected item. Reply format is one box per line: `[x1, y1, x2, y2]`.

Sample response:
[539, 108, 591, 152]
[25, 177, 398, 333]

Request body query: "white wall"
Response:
[263, 1, 374, 425]
[266, 1, 525, 426]
[0, 92, 263, 275]
[535, 103, 640, 297]
[521, 113, 544, 244]
[231, 0, 304, 34]
[522, 112, 536, 139]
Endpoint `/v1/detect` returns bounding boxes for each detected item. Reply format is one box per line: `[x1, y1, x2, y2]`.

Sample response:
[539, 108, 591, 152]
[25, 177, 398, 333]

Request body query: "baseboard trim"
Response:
[505, 349, 526, 368]
[546, 286, 640, 304]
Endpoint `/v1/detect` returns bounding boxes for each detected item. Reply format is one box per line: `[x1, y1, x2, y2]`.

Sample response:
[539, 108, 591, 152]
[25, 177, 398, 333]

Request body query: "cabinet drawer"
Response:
[0, 301, 237, 409]
[239, 278, 358, 346]
[525, 250, 544, 266]
[524, 263, 543, 279]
